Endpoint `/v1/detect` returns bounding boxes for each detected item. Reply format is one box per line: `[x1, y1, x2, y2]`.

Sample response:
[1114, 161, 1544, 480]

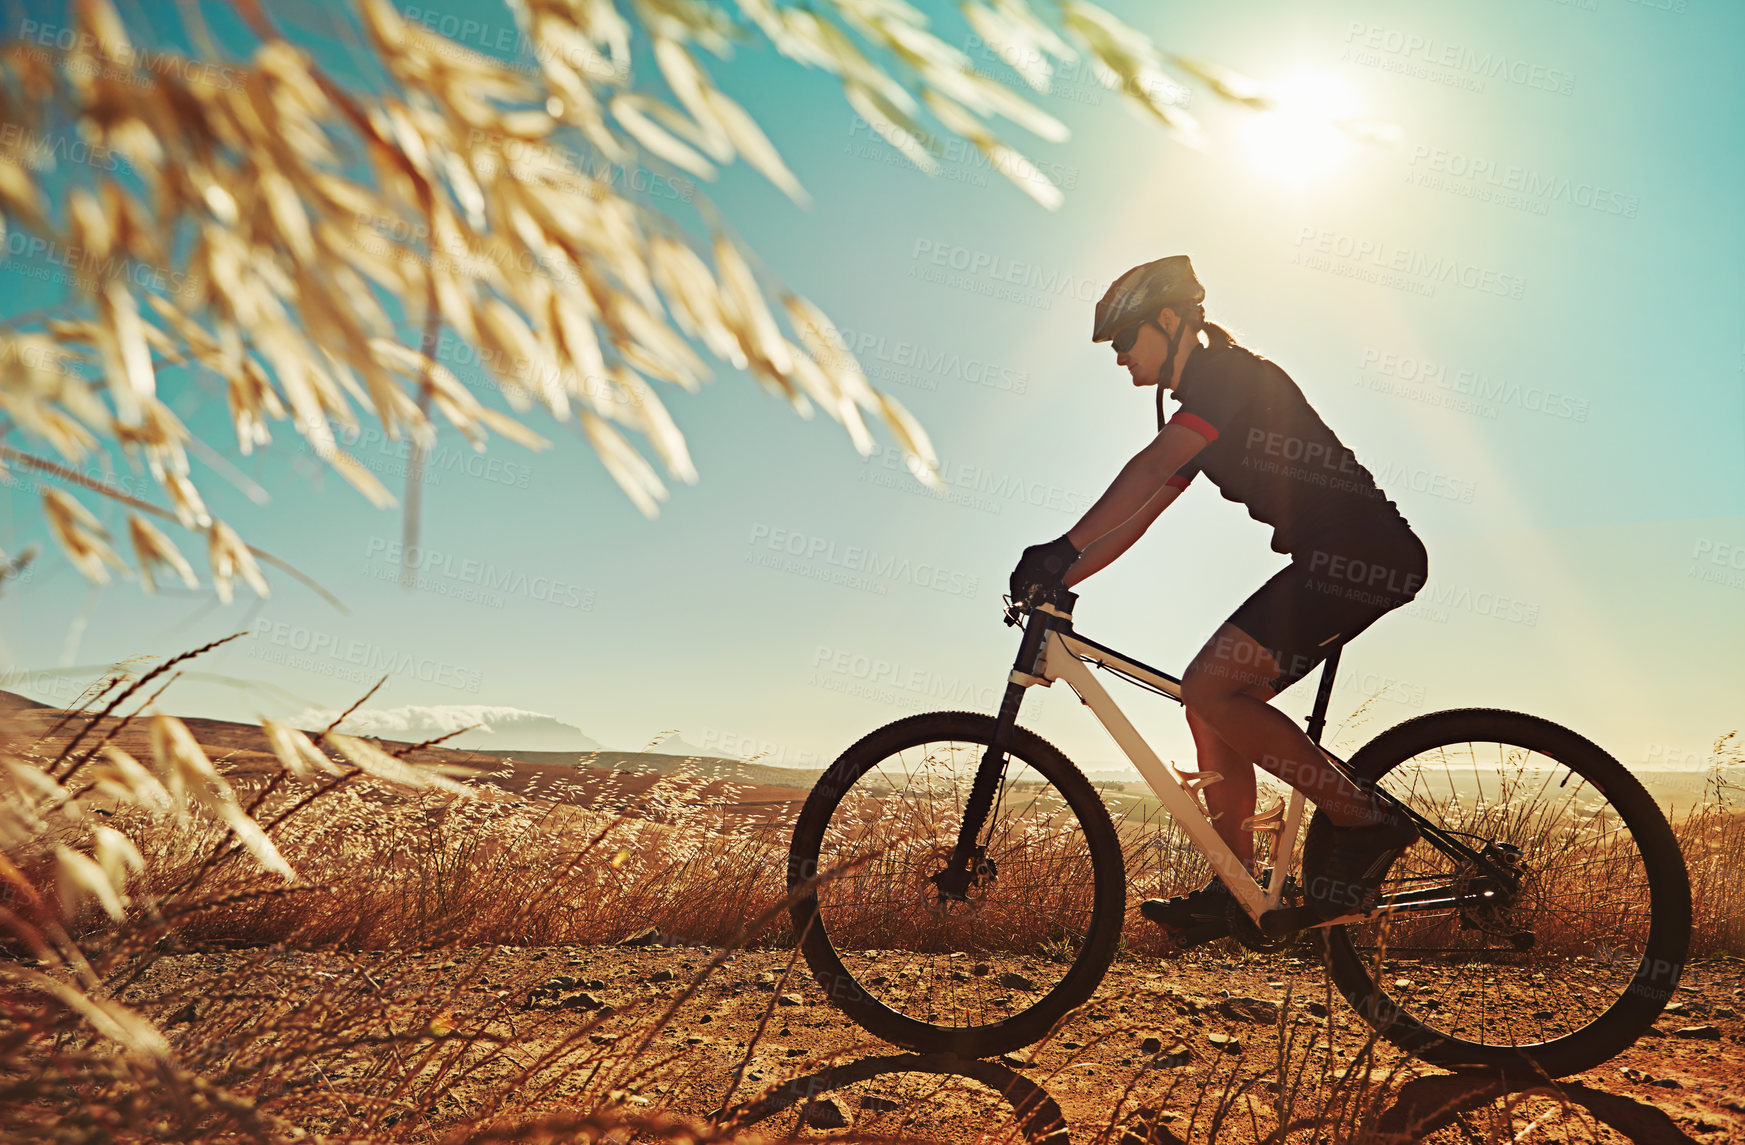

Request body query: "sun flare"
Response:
[1238, 71, 1361, 191]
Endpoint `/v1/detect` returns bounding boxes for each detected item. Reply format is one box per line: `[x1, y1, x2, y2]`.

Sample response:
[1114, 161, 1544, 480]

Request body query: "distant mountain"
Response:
[289, 704, 609, 754]
[449, 718, 610, 754]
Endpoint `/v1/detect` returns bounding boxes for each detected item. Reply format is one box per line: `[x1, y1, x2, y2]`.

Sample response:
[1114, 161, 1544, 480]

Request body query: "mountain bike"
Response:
[786, 586, 1691, 1077]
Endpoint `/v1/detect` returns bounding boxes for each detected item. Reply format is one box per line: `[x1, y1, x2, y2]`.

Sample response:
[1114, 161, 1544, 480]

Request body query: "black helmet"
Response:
[1092, 255, 1205, 343]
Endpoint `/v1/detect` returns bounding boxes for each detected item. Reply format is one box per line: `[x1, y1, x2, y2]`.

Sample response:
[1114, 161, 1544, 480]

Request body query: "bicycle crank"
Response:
[1229, 875, 1305, 952]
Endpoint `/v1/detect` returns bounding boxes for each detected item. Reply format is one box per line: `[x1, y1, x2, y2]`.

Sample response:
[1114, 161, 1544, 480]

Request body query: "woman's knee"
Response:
[1183, 671, 1277, 734]
[1179, 669, 1223, 715]
[1181, 673, 1250, 718]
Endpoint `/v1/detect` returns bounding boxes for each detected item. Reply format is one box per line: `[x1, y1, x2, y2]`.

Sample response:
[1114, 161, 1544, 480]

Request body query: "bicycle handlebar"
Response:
[1008, 582, 1078, 620]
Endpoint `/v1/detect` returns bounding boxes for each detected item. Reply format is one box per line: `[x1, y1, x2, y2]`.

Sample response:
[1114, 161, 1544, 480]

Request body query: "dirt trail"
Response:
[118, 942, 1745, 1143]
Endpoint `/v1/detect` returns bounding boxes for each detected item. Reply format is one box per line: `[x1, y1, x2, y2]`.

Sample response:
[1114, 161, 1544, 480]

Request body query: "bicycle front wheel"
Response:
[787, 711, 1125, 1058]
[1307, 709, 1691, 1077]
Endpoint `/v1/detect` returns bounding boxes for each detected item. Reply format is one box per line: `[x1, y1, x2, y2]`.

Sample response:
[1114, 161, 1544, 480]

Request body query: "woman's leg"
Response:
[1180, 622, 1384, 829]
[1185, 701, 1262, 872]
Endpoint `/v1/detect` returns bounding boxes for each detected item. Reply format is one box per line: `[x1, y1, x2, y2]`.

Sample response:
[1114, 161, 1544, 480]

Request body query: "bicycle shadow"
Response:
[1372, 1074, 1702, 1144]
[716, 1053, 1701, 1145]
[717, 1051, 1073, 1144]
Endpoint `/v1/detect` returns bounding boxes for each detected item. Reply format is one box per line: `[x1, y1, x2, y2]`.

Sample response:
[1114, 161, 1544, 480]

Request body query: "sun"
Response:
[1237, 72, 1361, 191]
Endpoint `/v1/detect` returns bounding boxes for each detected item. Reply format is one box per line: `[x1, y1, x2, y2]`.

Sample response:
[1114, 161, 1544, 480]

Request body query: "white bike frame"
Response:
[1017, 607, 1360, 929]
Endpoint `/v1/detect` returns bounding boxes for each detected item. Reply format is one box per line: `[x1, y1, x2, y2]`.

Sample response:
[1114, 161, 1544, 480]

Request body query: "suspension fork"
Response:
[932, 603, 1054, 900]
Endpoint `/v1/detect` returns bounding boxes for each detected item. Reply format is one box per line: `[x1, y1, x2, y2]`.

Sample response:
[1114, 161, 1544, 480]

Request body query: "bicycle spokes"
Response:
[803, 733, 1109, 1036]
[1324, 732, 1671, 1058]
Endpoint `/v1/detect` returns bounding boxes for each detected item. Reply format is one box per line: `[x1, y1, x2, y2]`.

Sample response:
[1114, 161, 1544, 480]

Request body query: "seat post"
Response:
[1304, 647, 1342, 745]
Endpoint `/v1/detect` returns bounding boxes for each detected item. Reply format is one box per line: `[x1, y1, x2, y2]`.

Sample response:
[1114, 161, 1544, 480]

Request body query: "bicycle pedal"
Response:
[1140, 894, 1217, 923]
[1141, 904, 1230, 948]
[1257, 904, 1323, 940]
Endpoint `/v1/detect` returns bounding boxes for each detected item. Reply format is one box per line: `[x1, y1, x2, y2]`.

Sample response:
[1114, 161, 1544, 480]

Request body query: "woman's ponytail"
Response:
[1199, 321, 1238, 351]
[1178, 302, 1239, 351]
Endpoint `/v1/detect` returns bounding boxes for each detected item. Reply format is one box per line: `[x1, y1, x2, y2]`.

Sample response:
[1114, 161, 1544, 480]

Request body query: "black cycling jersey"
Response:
[1163, 344, 1411, 556]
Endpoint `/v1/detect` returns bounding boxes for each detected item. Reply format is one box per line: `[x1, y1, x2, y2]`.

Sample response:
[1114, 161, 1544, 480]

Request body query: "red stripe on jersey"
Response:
[1169, 411, 1220, 443]
[1165, 474, 1192, 491]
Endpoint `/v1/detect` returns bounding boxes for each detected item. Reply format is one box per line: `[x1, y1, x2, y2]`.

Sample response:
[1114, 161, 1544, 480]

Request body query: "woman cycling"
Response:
[1008, 255, 1428, 945]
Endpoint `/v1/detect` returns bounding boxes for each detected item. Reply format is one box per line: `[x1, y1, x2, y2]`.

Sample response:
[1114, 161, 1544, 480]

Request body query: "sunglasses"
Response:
[1111, 318, 1165, 355]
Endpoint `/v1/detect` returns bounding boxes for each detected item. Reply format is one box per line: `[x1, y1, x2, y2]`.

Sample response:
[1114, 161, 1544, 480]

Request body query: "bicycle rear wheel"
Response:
[1306, 709, 1691, 1077]
[787, 711, 1124, 1058]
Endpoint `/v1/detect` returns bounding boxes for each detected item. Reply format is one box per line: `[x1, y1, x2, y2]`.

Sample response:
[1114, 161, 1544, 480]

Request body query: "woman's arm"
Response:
[1063, 480, 1184, 588]
[1064, 423, 1209, 551]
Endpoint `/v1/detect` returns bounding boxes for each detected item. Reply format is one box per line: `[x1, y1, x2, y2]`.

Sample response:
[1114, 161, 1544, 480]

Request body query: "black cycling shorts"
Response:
[1227, 527, 1428, 694]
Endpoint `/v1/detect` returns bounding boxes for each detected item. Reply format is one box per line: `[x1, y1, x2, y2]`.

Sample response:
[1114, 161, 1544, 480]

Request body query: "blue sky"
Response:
[1, 0, 1740, 777]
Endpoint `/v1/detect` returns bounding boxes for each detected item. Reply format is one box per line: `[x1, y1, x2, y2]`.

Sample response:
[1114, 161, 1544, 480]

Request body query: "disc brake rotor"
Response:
[920, 846, 996, 917]
[1453, 842, 1535, 945]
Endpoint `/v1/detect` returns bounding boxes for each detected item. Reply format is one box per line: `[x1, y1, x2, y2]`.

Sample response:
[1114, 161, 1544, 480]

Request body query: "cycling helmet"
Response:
[1092, 255, 1205, 343]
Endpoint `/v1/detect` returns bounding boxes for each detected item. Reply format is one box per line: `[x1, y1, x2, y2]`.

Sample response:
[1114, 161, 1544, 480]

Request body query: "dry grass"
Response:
[133, 779, 796, 952]
[1116, 744, 1745, 964]
[0, 0, 1324, 602]
[1, 656, 1738, 1143]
